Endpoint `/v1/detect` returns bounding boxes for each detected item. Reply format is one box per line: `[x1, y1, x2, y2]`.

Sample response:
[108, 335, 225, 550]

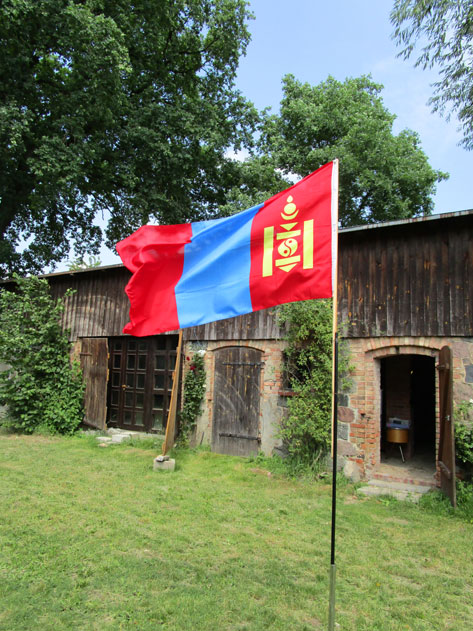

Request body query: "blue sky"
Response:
[237, 0, 472, 214]
[96, 0, 472, 267]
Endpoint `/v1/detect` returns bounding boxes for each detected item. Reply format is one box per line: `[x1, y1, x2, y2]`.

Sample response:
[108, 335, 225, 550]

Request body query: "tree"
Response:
[255, 75, 447, 227]
[0, 276, 84, 434]
[0, 0, 257, 277]
[391, 0, 473, 150]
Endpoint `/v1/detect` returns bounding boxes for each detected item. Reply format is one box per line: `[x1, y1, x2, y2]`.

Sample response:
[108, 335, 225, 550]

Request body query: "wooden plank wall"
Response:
[339, 213, 472, 338]
[48, 266, 133, 341]
[47, 266, 285, 341]
[183, 308, 284, 341]
[45, 211, 472, 341]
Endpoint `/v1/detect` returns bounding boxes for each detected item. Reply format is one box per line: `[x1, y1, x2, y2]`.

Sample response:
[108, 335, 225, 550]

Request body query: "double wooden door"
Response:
[107, 335, 178, 433]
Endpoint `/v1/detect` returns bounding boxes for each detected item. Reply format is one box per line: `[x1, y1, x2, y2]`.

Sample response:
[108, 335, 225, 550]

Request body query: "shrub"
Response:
[0, 275, 84, 434]
[455, 399, 473, 479]
[277, 299, 350, 463]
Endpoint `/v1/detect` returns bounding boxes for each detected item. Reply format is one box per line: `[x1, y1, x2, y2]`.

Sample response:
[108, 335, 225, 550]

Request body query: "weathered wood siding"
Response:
[47, 265, 284, 341]
[339, 212, 473, 338]
[42, 210, 472, 342]
[183, 308, 284, 341]
[48, 265, 133, 341]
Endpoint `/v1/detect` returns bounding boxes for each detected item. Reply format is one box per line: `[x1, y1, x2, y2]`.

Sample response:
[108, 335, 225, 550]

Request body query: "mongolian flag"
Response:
[117, 161, 338, 336]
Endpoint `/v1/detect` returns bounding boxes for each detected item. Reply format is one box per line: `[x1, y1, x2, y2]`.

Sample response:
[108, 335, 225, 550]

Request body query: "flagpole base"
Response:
[328, 563, 336, 631]
[153, 457, 175, 471]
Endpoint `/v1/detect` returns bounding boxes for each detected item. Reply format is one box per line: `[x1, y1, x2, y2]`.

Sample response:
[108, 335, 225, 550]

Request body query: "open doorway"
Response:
[380, 355, 436, 469]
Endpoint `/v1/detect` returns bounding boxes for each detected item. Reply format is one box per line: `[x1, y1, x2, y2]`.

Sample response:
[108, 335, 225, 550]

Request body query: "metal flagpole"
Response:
[328, 160, 339, 631]
[328, 332, 339, 630]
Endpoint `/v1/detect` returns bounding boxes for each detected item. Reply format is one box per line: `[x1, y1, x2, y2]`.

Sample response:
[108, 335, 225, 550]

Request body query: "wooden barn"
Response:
[12, 208, 472, 485]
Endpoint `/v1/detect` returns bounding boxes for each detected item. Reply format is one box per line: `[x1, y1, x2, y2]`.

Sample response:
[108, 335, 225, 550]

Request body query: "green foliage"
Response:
[257, 74, 447, 227]
[178, 352, 206, 445]
[0, 0, 258, 276]
[67, 255, 101, 271]
[219, 155, 292, 217]
[456, 479, 473, 522]
[248, 451, 331, 480]
[276, 300, 350, 463]
[455, 399, 473, 477]
[391, 0, 473, 149]
[456, 423, 473, 468]
[0, 275, 84, 434]
[419, 481, 473, 523]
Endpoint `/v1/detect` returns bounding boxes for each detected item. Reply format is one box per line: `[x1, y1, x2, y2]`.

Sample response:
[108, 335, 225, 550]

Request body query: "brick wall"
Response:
[182, 335, 473, 473]
[183, 339, 286, 454]
[338, 336, 473, 478]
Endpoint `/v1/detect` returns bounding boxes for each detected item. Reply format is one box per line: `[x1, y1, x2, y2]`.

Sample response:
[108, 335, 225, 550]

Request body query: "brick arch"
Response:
[342, 337, 443, 475]
[366, 340, 440, 473]
[363, 338, 442, 360]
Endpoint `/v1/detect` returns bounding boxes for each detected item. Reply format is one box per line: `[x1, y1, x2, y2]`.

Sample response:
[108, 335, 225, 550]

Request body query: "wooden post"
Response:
[161, 329, 183, 456]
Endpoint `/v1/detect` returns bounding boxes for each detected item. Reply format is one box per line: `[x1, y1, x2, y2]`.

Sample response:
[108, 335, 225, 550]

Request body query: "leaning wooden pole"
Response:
[328, 159, 339, 631]
[161, 329, 183, 456]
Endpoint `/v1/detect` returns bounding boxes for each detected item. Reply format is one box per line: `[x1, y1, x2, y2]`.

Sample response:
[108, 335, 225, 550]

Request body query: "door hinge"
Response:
[221, 362, 264, 367]
[439, 461, 452, 479]
[219, 432, 261, 441]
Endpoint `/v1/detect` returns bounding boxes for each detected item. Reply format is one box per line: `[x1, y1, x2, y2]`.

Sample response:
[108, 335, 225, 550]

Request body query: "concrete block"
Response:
[96, 436, 113, 443]
[153, 457, 176, 471]
[111, 433, 132, 443]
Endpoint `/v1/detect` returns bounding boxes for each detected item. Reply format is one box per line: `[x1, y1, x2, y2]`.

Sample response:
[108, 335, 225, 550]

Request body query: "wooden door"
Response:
[437, 346, 456, 507]
[107, 335, 178, 433]
[212, 347, 263, 457]
[79, 338, 109, 430]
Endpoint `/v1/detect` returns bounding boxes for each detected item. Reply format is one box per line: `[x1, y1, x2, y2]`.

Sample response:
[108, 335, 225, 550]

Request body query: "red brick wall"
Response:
[338, 336, 473, 479]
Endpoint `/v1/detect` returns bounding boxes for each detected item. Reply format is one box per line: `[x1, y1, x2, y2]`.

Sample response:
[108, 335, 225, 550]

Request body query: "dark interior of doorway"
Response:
[380, 355, 436, 465]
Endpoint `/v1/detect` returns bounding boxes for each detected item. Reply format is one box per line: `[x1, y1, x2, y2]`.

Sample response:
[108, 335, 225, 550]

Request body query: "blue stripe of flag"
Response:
[175, 203, 263, 328]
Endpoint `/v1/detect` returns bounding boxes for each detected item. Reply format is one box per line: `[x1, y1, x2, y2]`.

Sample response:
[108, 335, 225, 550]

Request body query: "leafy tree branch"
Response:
[391, 0, 473, 149]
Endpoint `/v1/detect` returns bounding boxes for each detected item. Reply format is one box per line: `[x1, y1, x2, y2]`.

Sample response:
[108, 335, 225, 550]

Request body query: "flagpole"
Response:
[328, 159, 339, 631]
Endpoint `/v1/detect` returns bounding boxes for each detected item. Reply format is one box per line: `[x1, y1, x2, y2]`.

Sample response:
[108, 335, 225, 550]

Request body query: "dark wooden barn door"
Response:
[437, 346, 456, 507]
[212, 347, 263, 457]
[107, 335, 178, 433]
[79, 338, 109, 430]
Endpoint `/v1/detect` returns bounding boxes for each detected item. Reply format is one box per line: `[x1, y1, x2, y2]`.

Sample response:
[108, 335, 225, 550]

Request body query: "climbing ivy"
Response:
[277, 299, 350, 465]
[178, 353, 206, 445]
[0, 275, 84, 434]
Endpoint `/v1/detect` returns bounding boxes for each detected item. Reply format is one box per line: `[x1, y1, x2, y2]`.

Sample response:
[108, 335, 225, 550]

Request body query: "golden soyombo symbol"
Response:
[262, 195, 314, 276]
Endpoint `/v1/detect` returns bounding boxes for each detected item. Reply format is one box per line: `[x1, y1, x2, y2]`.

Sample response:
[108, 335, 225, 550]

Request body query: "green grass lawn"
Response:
[0, 434, 472, 631]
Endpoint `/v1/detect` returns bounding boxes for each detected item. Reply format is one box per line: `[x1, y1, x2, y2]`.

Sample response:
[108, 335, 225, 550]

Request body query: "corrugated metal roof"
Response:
[340, 208, 473, 235]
